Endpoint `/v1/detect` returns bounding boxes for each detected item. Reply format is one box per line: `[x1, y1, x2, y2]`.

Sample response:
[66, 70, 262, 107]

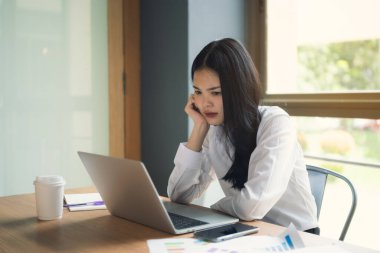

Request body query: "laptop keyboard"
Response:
[168, 212, 208, 229]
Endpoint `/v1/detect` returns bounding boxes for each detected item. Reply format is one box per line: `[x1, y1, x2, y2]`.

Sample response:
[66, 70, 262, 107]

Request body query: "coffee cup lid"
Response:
[34, 175, 65, 186]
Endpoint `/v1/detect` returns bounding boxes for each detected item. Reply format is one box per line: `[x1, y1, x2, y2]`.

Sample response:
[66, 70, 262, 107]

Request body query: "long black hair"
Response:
[191, 38, 262, 190]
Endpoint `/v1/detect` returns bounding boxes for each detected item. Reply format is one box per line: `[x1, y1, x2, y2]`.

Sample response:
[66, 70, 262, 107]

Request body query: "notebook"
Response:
[77, 151, 238, 234]
[64, 193, 106, 211]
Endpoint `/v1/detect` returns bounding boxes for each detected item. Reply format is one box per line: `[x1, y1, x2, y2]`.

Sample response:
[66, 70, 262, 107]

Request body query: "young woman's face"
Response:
[193, 68, 224, 125]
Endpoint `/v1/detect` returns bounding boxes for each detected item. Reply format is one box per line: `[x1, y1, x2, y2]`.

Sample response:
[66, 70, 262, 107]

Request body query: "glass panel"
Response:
[295, 116, 380, 249]
[0, 0, 108, 196]
[305, 158, 380, 250]
[294, 117, 380, 165]
[266, 0, 380, 94]
[292, 117, 380, 249]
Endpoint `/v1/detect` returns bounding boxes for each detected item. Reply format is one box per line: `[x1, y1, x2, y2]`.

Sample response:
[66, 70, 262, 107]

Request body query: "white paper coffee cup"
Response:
[34, 175, 66, 220]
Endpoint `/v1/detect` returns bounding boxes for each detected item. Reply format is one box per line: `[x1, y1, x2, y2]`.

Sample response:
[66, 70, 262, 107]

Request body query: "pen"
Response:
[64, 201, 105, 207]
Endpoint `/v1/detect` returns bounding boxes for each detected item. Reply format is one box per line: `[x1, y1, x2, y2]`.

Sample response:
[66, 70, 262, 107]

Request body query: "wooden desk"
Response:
[0, 188, 375, 253]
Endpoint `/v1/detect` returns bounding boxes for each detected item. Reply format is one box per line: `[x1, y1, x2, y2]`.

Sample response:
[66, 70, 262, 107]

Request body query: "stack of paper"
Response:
[64, 193, 107, 211]
[147, 224, 352, 253]
[147, 237, 351, 253]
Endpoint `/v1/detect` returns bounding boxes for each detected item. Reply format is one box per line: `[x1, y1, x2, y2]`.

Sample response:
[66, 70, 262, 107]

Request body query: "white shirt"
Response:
[167, 106, 318, 231]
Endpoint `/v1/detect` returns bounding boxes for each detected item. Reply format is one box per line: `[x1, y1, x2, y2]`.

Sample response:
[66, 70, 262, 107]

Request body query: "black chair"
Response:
[306, 165, 357, 241]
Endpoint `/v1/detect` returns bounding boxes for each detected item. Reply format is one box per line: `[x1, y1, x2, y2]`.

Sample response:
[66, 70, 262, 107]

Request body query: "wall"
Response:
[140, 0, 189, 195]
[188, 0, 247, 206]
[141, 0, 247, 198]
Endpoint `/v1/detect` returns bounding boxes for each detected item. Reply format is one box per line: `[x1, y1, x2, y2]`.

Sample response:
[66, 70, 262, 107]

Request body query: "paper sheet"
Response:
[64, 193, 106, 211]
[147, 224, 351, 253]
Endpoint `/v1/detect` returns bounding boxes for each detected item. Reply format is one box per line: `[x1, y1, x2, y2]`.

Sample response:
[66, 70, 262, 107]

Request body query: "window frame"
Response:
[247, 0, 380, 119]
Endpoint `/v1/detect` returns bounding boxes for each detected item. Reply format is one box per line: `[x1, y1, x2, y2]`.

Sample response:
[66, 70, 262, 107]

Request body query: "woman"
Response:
[167, 38, 319, 234]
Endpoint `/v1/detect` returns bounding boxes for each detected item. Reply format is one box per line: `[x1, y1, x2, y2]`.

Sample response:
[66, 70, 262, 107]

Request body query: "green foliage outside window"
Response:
[298, 40, 380, 92]
[296, 40, 380, 165]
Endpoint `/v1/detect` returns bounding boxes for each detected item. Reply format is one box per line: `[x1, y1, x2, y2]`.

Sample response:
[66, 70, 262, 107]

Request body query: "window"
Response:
[248, 0, 380, 249]
[250, 0, 380, 119]
[266, 0, 380, 94]
[255, 0, 380, 162]
[0, 0, 109, 196]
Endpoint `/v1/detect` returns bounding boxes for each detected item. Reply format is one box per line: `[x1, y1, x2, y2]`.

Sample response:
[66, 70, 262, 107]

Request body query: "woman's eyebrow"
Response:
[193, 85, 221, 91]
[207, 86, 221, 91]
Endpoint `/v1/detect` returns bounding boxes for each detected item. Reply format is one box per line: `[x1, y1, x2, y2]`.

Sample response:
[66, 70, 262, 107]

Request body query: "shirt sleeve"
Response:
[211, 112, 298, 221]
[167, 137, 215, 204]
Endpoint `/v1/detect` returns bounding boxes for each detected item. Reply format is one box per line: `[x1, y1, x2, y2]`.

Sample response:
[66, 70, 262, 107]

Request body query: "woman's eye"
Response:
[194, 90, 201, 95]
[211, 91, 221, 96]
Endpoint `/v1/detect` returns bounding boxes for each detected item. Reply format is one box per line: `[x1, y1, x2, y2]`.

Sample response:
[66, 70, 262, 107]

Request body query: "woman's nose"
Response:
[202, 95, 212, 108]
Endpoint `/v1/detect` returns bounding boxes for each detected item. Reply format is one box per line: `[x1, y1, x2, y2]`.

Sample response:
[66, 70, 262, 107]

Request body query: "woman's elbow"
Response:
[167, 188, 182, 203]
[168, 189, 193, 204]
[234, 204, 266, 221]
[236, 211, 263, 221]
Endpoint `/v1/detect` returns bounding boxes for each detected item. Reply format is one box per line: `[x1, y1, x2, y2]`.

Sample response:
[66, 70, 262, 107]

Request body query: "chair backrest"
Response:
[306, 165, 358, 241]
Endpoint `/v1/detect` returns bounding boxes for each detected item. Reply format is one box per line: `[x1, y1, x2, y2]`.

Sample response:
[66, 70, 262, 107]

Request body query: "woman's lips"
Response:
[205, 112, 218, 118]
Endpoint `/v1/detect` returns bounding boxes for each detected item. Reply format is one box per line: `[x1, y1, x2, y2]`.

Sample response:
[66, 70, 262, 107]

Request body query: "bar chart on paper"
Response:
[202, 236, 297, 253]
[264, 235, 295, 252]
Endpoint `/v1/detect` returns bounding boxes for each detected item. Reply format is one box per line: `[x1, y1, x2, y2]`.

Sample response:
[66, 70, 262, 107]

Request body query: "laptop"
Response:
[78, 151, 238, 234]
